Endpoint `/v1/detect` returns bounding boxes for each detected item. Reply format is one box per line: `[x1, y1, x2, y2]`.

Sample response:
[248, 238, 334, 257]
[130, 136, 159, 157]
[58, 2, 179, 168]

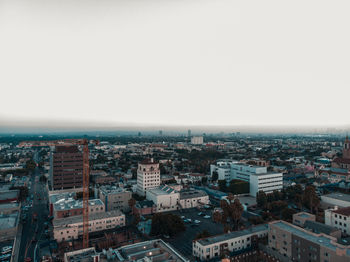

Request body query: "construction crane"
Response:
[18, 138, 99, 248]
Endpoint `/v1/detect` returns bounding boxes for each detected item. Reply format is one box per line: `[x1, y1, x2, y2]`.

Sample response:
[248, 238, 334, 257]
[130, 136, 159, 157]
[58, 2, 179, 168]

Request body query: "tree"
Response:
[212, 171, 219, 181]
[25, 159, 36, 171]
[128, 198, 136, 213]
[303, 186, 320, 214]
[231, 198, 244, 230]
[218, 180, 227, 192]
[256, 191, 267, 209]
[194, 230, 211, 240]
[150, 213, 185, 237]
[201, 176, 208, 185]
[212, 210, 222, 223]
[228, 180, 249, 194]
[281, 208, 297, 221]
[220, 195, 244, 231]
[39, 175, 47, 183]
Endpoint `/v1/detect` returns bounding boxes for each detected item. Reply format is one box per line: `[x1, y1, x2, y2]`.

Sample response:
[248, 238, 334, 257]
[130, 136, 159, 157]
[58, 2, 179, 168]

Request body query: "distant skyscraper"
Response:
[159, 130, 163, 136]
[138, 132, 142, 137]
[50, 145, 83, 191]
[188, 129, 191, 137]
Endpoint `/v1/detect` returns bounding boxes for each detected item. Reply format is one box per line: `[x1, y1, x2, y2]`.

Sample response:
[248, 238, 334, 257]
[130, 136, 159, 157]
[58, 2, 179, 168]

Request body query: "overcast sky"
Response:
[1, 0, 349, 128]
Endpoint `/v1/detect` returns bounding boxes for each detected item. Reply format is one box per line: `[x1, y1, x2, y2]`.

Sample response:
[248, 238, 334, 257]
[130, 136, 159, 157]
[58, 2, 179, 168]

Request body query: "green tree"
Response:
[281, 208, 297, 221]
[256, 191, 267, 208]
[150, 213, 185, 237]
[194, 230, 211, 240]
[201, 176, 208, 185]
[25, 159, 36, 171]
[303, 186, 320, 214]
[218, 180, 227, 192]
[212, 171, 219, 181]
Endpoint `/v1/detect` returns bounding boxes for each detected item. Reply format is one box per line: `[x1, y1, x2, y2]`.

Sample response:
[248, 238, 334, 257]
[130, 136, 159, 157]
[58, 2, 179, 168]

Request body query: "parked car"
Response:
[204, 215, 211, 219]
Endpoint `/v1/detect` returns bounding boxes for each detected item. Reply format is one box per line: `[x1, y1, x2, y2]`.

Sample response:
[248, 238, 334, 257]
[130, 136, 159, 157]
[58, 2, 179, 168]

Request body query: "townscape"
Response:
[1, 132, 350, 262]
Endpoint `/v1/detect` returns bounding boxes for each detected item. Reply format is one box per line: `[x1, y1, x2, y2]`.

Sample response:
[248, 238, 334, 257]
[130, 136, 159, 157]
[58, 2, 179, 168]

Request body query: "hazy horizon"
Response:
[1, 1, 350, 131]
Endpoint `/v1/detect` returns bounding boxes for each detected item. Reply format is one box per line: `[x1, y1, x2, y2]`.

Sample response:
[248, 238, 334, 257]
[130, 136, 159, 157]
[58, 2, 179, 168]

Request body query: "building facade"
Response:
[99, 186, 132, 212]
[325, 206, 350, 235]
[193, 224, 268, 261]
[50, 145, 84, 191]
[136, 159, 160, 196]
[268, 220, 350, 262]
[191, 136, 203, 145]
[53, 210, 125, 242]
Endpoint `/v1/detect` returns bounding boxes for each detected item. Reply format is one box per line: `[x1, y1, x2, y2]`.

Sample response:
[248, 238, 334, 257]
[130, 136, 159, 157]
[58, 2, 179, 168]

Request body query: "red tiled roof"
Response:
[333, 206, 350, 216]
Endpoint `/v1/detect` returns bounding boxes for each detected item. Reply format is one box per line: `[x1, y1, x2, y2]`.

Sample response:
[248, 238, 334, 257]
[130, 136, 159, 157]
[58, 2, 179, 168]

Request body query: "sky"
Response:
[1, 0, 350, 129]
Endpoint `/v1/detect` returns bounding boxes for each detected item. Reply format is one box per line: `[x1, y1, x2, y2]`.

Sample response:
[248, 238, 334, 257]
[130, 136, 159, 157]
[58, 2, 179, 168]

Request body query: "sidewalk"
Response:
[11, 222, 23, 262]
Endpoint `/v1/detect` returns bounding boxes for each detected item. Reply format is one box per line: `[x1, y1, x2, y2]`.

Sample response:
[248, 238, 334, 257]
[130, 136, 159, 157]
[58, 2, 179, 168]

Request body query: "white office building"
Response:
[137, 159, 160, 196]
[249, 172, 283, 197]
[211, 160, 283, 197]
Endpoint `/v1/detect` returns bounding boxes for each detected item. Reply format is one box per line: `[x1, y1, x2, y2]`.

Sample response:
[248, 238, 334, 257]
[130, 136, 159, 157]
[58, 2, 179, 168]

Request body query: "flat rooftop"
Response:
[197, 224, 268, 246]
[99, 186, 129, 195]
[180, 190, 208, 200]
[64, 247, 97, 262]
[271, 221, 350, 254]
[148, 185, 177, 195]
[322, 193, 350, 202]
[53, 198, 104, 211]
[0, 212, 18, 230]
[53, 210, 124, 227]
[117, 239, 188, 262]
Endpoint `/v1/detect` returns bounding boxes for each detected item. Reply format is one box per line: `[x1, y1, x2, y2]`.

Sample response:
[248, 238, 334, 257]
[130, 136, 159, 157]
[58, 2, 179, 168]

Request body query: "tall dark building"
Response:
[50, 145, 83, 190]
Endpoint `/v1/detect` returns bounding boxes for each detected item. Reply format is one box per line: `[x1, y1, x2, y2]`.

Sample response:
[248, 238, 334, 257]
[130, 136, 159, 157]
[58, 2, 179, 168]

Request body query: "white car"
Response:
[1, 246, 12, 254]
[194, 220, 201, 224]
[204, 215, 211, 219]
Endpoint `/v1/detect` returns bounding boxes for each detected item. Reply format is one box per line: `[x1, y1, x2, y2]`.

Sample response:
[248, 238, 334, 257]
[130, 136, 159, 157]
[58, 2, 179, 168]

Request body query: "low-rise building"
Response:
[133, 200, 157, 216]
[293, 212, 316, 227]
[99, 186, 132, 212]
[249, 172, 283, 197]
[146, 185, 209, 212]
[325, 206, 350, 235]
[53, 210, 125, 242]
[321, 193, 350, 208]
[0, 211, 19, 242]
[50, 192, 105, 219]
[193, 224, 268, 261]
[64, 247, 99, 262]
[268, 220, 350, 262]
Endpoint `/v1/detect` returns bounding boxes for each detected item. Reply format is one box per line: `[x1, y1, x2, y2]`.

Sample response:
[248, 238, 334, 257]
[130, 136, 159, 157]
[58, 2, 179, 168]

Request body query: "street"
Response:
[18, 152, 50, 262]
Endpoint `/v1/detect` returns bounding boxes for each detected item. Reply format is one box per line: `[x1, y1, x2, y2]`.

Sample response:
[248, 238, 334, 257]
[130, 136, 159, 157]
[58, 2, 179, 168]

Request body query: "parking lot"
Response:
[163, 208, 224, 260]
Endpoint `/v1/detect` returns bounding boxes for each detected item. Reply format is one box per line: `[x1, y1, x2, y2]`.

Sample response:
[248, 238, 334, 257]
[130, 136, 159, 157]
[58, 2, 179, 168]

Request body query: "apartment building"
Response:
[193, 224, 268, 261]
[53, 210, 125, 242]
[99, 186, 132, 212]
[50, 145, 84, 191]
[269, 220, 350, 262]
[325, 206, 350, 235]
[136, 159, 160, 196]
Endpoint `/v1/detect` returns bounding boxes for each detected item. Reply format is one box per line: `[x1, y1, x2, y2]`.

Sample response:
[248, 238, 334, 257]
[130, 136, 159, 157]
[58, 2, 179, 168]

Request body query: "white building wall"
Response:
[324, 208, 350, 235]
[54, 214, 125, 242]
[137, 162, 160, 196]
[249, 173, 283, 197]
[192, 229, 268, 261]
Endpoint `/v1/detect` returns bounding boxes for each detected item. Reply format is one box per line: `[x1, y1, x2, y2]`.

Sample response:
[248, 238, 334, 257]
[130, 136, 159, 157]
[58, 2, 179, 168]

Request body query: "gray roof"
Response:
[53, 210, 124, 227]
[180, 190, 208, 200]
[197, 224, 268, 246]
[322, 193, 350, 202]
[304, 220, 339, 235]
[271, 221, 350, 255]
